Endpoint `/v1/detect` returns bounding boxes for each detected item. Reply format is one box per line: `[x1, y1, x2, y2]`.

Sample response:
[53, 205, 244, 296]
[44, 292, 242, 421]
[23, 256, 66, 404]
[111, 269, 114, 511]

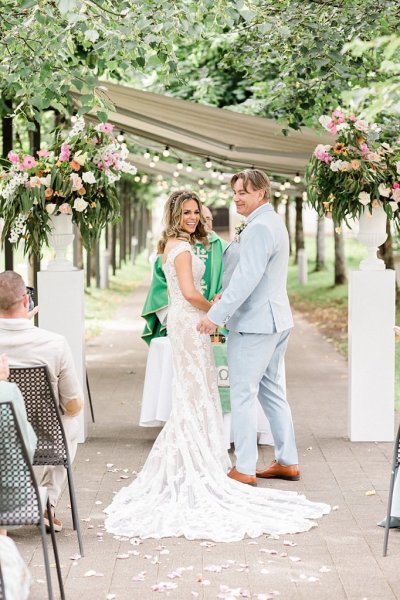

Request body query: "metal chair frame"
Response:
[0, 559, 5, 600]
[9, 365, 84, 556]
[383, 423, 400, 556]
[0, 401, 65, 600]
[86, 370, 95, 423]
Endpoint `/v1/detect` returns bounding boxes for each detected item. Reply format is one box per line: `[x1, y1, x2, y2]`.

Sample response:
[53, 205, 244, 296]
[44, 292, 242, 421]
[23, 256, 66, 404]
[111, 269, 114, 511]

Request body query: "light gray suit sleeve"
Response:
[208, 222, 272, 326]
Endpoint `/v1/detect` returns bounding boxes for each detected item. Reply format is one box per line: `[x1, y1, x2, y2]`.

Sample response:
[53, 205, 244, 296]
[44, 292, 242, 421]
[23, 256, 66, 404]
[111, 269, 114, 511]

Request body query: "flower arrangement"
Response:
[306, 109, 400, 227]
[0, 117, 137, 255]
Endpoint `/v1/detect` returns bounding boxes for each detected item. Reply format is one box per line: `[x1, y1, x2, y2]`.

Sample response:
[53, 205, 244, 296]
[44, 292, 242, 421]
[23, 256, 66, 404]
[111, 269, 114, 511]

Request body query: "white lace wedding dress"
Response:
[104, 242, 330, 541]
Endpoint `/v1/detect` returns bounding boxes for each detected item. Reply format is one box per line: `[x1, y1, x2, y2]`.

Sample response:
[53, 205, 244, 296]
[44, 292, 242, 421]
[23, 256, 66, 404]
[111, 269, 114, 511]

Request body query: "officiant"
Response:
[141, 202, 227, 344]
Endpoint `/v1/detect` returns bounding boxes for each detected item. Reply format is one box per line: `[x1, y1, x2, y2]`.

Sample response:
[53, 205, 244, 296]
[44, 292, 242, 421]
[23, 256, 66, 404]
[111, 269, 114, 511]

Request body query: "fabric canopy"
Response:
[91, 82, 330, 177]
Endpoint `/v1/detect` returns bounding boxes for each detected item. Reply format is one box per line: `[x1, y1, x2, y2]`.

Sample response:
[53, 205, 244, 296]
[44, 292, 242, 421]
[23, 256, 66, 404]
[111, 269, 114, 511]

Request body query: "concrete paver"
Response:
[10, 279, 400, 599]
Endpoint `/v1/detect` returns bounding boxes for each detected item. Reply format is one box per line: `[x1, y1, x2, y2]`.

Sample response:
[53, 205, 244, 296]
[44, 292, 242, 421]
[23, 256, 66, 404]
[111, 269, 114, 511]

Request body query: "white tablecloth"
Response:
[139, 337, 274, 447]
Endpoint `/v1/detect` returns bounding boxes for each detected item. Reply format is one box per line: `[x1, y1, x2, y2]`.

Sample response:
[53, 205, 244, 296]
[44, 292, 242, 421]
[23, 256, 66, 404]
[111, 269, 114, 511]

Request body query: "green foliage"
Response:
[342, 35, 400, 119]
[0, 0, 231, 122]
[153, 0, 400, 130]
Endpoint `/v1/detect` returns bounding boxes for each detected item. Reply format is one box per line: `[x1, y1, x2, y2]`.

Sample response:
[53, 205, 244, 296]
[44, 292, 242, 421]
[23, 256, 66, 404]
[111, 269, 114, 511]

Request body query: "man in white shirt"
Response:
[0, 271, 83, 532]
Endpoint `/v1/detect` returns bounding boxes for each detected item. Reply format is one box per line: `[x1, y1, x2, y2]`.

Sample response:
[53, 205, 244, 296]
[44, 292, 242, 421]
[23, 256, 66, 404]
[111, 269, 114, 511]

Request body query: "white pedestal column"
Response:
[348, 270, 395, 441]
[37, 270, 87, 442]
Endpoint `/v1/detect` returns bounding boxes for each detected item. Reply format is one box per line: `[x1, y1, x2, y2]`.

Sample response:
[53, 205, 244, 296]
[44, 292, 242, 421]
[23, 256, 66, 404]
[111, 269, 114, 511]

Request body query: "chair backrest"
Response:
[0, 402, 42, 527]
[8, 366, 67, 467]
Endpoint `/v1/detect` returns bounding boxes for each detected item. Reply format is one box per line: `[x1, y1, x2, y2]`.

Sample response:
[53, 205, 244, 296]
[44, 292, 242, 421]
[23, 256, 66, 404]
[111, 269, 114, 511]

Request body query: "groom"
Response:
[197, 169, 299, 485]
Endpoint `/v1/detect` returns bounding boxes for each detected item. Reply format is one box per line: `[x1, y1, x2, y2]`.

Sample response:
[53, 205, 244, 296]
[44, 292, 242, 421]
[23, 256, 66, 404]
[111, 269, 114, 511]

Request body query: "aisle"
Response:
[15, 280, 400, 600]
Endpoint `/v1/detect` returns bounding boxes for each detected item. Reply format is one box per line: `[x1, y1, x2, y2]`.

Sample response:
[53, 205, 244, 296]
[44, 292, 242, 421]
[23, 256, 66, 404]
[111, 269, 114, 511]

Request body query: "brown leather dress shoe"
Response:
[256, 461, 300, 481]
[227, 467, 257, 486]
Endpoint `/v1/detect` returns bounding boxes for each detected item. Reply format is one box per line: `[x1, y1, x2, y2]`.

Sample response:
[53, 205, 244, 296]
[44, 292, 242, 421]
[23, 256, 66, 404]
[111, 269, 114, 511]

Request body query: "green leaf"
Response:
[96, 110, 108, 123]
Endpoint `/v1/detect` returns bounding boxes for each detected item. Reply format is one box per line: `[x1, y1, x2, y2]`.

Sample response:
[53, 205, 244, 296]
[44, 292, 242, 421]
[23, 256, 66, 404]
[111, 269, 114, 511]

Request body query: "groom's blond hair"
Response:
[230, 169, 271, 200]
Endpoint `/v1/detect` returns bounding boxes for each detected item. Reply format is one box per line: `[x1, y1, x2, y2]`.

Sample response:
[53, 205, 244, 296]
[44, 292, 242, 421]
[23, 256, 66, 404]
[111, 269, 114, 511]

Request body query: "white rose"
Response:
[390, 201, 399, 212]
[338, 161, 352, 172]
[378, 183, 391, 198]
[73, 151, 88, 166]
[45, 203, 57, 214]
[392, 188, 400, 202]
[354, 120, 369, 132]
[40, 174, 51, 187]
[358, 191, 371, 206]
[82, 171, 96, 184]
[396, 161, 400, 175]
[70, 173, 82, 191]
[336, 122, 349, 132]
[318, 115, 332, 131]
[73, 198, 89, 212]
[330, 160, 341, 172]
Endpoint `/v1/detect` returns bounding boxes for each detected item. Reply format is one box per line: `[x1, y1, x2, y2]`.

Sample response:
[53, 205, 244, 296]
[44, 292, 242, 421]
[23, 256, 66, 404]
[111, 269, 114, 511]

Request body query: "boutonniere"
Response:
[234, 221, 248, 243]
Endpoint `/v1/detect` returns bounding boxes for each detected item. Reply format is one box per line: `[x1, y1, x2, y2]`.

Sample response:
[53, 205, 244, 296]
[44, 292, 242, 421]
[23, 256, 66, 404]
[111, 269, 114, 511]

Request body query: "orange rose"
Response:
[44, 188, 53, 199]
[70, 160, 81, 171]
[351, 159, 360, 170]
[78, 187, 86, 195]
[90, 201, 96, 208]
[56, 161, 62, 167]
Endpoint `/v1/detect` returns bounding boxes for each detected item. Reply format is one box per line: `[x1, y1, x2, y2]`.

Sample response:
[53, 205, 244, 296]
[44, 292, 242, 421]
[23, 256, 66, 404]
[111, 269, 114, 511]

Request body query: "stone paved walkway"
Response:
[12, 278, 400, 600]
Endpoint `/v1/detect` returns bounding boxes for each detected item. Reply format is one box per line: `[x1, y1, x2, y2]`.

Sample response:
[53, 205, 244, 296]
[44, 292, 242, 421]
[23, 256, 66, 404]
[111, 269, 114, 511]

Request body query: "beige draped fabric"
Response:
[86, 82, 330, 177]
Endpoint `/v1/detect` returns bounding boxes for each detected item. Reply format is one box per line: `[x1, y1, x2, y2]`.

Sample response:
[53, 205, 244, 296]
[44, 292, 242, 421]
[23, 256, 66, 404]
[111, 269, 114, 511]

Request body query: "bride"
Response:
[104, 190, 330, 542]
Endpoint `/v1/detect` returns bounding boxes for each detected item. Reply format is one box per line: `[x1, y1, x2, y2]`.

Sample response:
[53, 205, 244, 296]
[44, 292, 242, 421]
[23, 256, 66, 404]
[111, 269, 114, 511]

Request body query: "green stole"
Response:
[141, 232, 227, 345]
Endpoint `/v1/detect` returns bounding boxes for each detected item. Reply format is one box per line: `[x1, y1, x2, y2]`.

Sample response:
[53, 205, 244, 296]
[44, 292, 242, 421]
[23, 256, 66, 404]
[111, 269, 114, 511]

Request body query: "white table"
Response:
[139, 337, 274, 448]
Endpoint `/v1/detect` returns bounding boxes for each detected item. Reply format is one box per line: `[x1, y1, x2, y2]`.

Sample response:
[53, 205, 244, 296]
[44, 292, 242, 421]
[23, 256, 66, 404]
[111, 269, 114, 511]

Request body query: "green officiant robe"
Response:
[141, 232, 227, 345]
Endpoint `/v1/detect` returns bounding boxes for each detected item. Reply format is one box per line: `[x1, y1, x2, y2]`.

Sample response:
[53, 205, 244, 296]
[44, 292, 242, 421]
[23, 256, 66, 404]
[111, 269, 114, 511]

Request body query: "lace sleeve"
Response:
[165, 241, 192, 265]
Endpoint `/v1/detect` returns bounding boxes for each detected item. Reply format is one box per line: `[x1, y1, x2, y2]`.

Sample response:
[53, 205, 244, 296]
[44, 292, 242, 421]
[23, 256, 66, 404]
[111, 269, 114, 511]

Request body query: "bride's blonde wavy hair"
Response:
[157, 190, 209, 254]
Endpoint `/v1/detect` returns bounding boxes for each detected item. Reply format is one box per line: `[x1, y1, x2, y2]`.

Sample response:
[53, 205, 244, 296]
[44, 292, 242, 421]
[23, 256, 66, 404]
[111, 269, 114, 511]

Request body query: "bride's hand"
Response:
[211, 293, 222, 304]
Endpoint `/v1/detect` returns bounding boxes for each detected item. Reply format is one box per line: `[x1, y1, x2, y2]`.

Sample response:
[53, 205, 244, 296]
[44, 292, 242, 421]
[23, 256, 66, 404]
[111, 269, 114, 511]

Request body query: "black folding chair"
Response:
[383, 423, 400, 556]
[86, 371, 95, 423]
[9, 365, 84, 556]
[0, 401, 65, 600]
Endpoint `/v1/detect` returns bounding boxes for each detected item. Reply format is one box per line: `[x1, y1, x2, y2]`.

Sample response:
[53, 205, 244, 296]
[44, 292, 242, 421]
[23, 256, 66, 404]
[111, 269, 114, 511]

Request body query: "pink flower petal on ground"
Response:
[84, 570, 104, 577]
[160, 549, 170, 555]
[280, 552, 288, 558]
[289, 556, 301, 562]
[200, 580, 211, 586]
[151, 582, 178, 592]
[130, 538, 142, 546]
[248, 541, 258, 545]
[128, 550, 140, 556]
[116, 554, 130, 559]
[204, 564, 223, 573]
[319, 566, 331, 573]
[106, 595, 116, 600]
[283, 540, 297, 547]
[332, 505, 339, 511]
[69, 553, 81, 560]
[308, 577, 319, 583]
[200, 541, 216, 547]
[132, 571, 146, 582]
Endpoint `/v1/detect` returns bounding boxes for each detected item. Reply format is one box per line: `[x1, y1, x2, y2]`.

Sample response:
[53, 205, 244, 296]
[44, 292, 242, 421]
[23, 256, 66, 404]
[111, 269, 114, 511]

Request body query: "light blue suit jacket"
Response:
[208, 203, 293, 334]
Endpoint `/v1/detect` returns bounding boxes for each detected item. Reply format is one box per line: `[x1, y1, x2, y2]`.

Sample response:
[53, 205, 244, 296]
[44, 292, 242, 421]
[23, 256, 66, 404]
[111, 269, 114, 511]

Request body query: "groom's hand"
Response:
[197, 316, 217, 334]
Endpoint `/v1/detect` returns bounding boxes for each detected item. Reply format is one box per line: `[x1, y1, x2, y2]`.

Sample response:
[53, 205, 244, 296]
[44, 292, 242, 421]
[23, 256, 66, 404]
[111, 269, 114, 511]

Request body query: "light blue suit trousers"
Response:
[228, 330, 298, 474]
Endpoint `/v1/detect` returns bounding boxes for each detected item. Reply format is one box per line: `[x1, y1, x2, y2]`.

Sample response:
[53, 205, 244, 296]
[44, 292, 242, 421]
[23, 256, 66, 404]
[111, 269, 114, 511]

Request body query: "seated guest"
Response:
[0, 354, 34, 600]
[0, 272, 83, 532]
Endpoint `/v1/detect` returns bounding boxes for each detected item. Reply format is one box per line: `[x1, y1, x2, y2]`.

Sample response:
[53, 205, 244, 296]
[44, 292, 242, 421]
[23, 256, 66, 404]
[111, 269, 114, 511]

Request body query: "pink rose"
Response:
[332, 109, 345, 124]
[392, 183, 400, 189]
[22, 155, 37, 170]
[37, 149, 50, 157]
[359, 143, 369, 157]
[99, 123, 114, 134]
[7, 151, 20, 164]
[59, 202, 72, 215]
